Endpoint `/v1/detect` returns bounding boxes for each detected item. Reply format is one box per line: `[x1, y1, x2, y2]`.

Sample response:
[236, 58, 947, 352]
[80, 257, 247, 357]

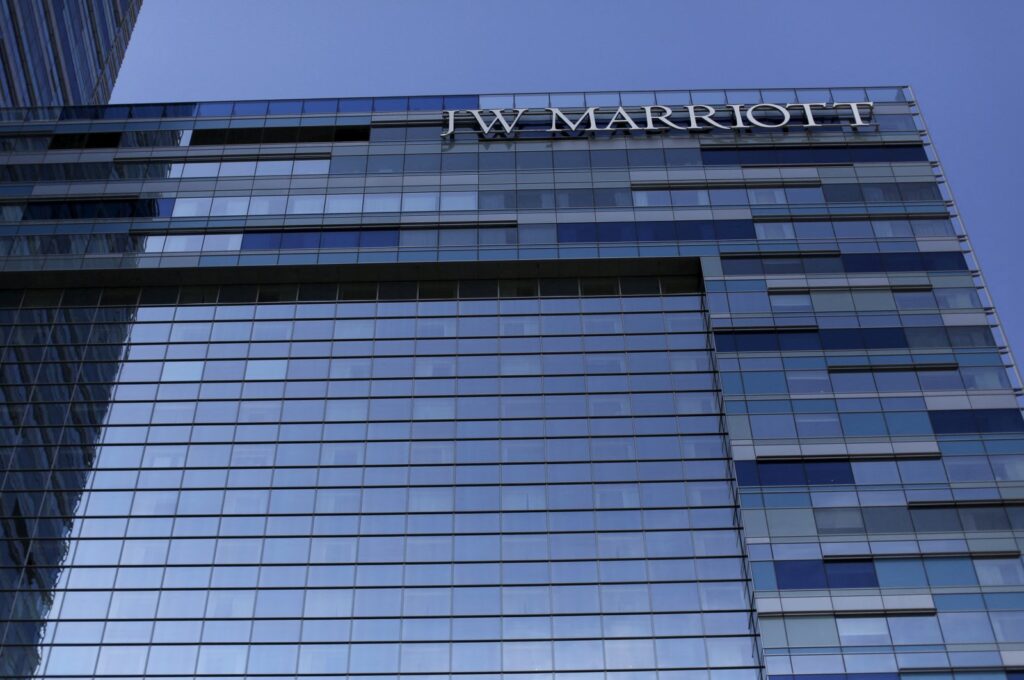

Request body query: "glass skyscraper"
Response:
[0, 87, 1021, 680]
[0, 0, 143, 108]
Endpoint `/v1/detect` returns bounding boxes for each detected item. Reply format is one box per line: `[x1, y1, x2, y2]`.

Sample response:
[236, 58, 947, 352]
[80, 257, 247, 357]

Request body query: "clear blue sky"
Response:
[113, 0, 1024, 364]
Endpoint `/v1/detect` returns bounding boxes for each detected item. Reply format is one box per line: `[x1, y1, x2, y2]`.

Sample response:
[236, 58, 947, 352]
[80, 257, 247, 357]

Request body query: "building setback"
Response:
[0, 87, 1020, 680]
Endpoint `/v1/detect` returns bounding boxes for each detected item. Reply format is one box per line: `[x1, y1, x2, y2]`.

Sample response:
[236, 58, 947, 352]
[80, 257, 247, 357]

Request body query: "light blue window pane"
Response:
[553, 639, 602, 671]
[209, 196, 250, 216]
[248, 195, 288, 215]
[884, 411, 933, 436]
[924, 557, 977, 586]
[364, 193, 402, 212]
[888, 615, 943, 644]
[298, 644, 349, 673]
[670, 189, 709, 206]
[875, 558, 927, 587]
[604, 638, 655, 669]
[161, 361, 204, 382]
[836, 617, 890, 646]
[633, 190, 672, 208]
[171, 197, 212, 218]
[748, 187, 788, 205]
[202, 233, 243, 251]
[146, 646, 198, 674]
[46, 646, 99, 675]
[181, 162, 220, 178]
[287, 194, 326, 214]
[326, 194, 363, 213]
[256, 160, 293, 175]
[655, 637, 706, 667]
[841, 412, 888, 436]
[197, 645, 248, 674]
[402, 192, 440, 212]
[245, 359, 287, 380]
[441, 191, 478, 211]
[975, 558, 1024, 586]
[218, 161, 257, 176]
[749, 414, 797, 439]
[706, 636, 756, 666]
[452, 641, 501, 671]
[293, 159, 330, 175]
[938, 612, 994, 643]
[163, 234, 205, 252]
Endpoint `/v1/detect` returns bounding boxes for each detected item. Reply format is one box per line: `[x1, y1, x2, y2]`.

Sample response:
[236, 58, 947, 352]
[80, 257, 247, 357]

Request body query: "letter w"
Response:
[469, 109, 527, 134]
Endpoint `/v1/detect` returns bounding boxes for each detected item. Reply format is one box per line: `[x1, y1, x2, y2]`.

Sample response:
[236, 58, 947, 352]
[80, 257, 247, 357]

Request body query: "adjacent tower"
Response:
[0, 0, 143, 108]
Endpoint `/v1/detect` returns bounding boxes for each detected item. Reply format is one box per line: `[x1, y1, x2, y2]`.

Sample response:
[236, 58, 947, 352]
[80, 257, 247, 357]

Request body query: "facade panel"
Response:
[0, 87, 1020, 680]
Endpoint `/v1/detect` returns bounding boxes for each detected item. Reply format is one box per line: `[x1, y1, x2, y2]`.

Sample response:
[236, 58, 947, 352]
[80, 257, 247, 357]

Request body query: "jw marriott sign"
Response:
[441, 102, 873, 137]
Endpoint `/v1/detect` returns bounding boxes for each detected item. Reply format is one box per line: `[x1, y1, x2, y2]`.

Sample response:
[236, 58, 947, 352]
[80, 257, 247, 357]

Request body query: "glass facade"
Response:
[0, 87, 1020, 680]
[0, 0, 142, 109]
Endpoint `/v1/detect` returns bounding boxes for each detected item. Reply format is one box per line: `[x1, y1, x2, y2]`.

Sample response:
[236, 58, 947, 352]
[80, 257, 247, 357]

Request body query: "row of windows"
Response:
[746, 218, 955, 240]
[40, 579, 749, 618]
[730, 408, 1024, 440]
[0, 280, 702, 309]
[27, 484, 737, 516]
[36, 87, 906, 121]
[14, 415, 725, 445]
[28, 534, 743, 570]
[720, 252, 969, 276]
[0, 144, 927, 185]
[327, 144, 924, 174]
[31, 635, 759, 676]
[3, 323, 708, 347]
[2, 181, 944, 223]
[100, 392, 721, 425]
[0, 143, 921, 186]
[721, 287, 983, 317]
[702, 145, 926, 166]
[0, 219, 963, 260]
[27, 609, 757, 643]
[7, 119, 913, 156]
[735, 456, 1024, 488]
[42, 125, 370, 151]
[761, 556, 1024, 590]
[3, 460, 737, 492]
[160, 183, 940, 220]
[0, 221, 755, 259]
[23, 612, 759, 648]
[723, 365, 1011, 396]
[0, 158, 332, 183]
[0, 228, 511, 258]
[3, 436, 730, 469]
[714, 325, 992, 353]
[6, 559, 750, 594]
[49, 95, 479, 121]
[4, 362, 719, 395]
[743, 504, 1024, 538]
[738, 456, 1024, 492]
[112, 311, 707, 340]
[719, 350, 1000, 374]
[762, 612, 1024, 650]
[632, 182, 941, 209]
[13, 505, 740, 532]
[5, 468, 742, 499]
[736, 461, 853, 486]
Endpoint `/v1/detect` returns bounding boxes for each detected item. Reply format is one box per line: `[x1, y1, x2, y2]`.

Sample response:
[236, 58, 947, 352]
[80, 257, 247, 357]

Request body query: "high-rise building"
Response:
[0, 0, 143, 108]
[0, 88, 1021, 680]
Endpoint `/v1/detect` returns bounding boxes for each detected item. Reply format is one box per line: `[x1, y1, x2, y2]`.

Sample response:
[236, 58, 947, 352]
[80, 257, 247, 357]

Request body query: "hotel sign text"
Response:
[441, 102, 873, 137]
